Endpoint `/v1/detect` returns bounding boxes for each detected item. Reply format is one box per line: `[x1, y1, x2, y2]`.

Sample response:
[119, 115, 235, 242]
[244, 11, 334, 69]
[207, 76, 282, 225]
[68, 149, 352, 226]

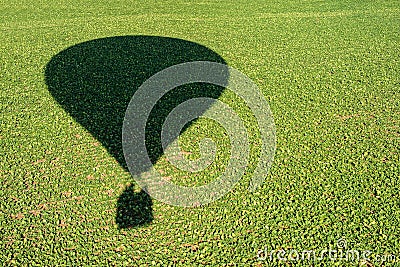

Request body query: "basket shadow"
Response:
[44, 35, 227, 228]
[116, 184, 153, 229]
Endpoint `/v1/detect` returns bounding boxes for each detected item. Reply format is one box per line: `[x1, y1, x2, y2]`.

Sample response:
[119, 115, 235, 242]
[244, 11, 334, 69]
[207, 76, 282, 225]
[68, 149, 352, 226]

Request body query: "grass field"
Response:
[1, 0, 399, 266]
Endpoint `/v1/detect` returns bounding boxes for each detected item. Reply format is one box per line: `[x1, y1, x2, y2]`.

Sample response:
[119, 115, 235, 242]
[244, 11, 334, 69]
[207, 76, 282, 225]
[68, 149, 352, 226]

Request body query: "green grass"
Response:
[1, 0, 399, 266]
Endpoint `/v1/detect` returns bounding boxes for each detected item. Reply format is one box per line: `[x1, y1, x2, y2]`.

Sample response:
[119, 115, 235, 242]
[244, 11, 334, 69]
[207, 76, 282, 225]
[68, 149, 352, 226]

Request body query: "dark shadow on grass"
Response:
[116, 184, 153, 228]
[44, 35, 227, 228]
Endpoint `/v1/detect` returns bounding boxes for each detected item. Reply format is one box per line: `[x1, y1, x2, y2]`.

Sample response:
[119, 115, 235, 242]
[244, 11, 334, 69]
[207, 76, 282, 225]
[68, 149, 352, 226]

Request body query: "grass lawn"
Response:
[1, 0, 399, 265]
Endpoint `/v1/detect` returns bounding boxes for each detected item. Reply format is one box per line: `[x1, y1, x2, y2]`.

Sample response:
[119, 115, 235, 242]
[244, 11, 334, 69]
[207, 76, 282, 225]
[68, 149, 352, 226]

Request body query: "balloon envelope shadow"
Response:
[45, 36, 227, 228]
